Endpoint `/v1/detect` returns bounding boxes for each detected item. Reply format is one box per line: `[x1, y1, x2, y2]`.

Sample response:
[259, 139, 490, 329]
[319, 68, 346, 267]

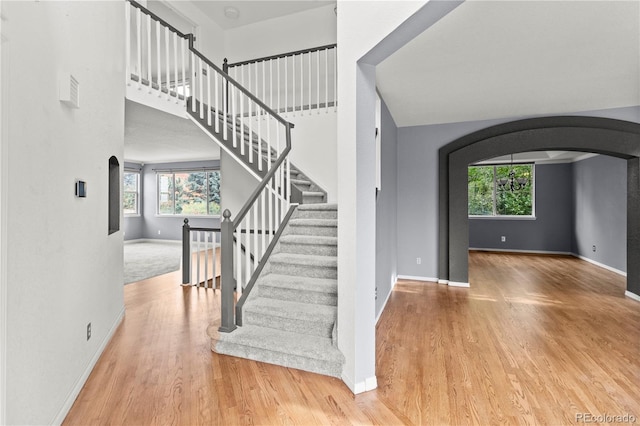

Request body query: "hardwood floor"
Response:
[63, 252, 640, 425]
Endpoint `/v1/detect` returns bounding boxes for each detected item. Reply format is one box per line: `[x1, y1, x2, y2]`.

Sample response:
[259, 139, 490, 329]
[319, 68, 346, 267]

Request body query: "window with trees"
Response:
[157, 170, 221, 216]
[468, 164, 534, 217]
[123, 171, 140, 215]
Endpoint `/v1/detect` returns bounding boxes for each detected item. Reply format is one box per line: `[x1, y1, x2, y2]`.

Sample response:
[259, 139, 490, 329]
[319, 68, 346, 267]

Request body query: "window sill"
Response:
[155, 214, 222, 219]
[469, 215, 536, 221]
[124, 214, 141, 218]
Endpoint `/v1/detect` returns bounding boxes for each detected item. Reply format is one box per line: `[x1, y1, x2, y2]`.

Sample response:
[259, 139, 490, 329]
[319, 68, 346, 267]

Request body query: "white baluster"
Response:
[235, 228, 242, 292]
[284, 56, 288, 116]
[257, 107, 262, 172]
[173, 33, 179, 103]
[231, 85, 237, 149]
[165, 27, 170, 100]
[308, 51, 312, 113]
[125, 5, 131, 86]
[199, 57, 204, 119]
[196, 231, 201, 287]
[207, 64, 211, 126]
[223, 76, 228, 141]
[300, 53, 304, 113]
[268, 183, 273, 248]
[156, 21, 161, 98]
[316, 50, 320, 113]
[212, 232, 217, 290]
[277, 58, 281, 114]
[191, 52, 196, 112]
[248, 100, 253, 164]
[136, 8, 142, 90]
[261, 190, 266, 257]
[204, 231, 209, 288]
[253, 204, 258, 273]
[333, 47, 337, 111]
[245, 216, 251, 288]
[239, 79, 245, 156]
[292, 55, 295, 116]
[325, 48, 329, 112]
[181, 37, 186, 105]
[269, 59, 273, 111]
[266, 108, 271, 171]
[262, 61, 266, 119]
[214, 72, 220, 133]
[146, 14, 152, 93]
[286, 157, 291, 205]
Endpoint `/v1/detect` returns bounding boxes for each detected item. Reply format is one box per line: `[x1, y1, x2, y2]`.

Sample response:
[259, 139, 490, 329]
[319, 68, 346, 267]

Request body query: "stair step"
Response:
[291, 178, 312, 187]
[295, 203, 337, 219]
[279, 235, 337, 256]
[257, 274, 337, 305]
[288, 218, 337, 237]
[214, 325, 344, 377]
[269, 253, 337, 279]
[243, 298, 335, 337]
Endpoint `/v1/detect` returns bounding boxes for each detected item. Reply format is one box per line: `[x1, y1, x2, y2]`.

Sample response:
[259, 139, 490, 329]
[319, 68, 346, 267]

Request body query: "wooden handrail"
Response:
[226, 43, 337, 68]
[128, 0, 192, 39]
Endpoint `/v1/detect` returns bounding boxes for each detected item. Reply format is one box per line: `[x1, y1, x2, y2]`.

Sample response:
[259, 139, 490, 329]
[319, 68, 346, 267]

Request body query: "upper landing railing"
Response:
[224, 44, 338, 117]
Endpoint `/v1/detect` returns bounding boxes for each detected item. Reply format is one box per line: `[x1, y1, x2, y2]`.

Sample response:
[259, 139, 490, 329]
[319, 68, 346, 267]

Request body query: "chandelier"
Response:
[497, 154, 529, 192]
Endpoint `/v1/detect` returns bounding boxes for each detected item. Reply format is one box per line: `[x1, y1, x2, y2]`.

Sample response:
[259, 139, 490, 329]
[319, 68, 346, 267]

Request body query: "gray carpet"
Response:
[124, 241, 182, 284]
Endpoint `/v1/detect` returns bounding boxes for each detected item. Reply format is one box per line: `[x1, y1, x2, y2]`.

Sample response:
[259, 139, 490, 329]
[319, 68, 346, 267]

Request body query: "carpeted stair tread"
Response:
[280, 235, 337, 246]
[244, 297, 336, 324]
[259, 274, 337, 296]
[214, 325, 344, 377]
[270, 252, 337, 268]
[302, 191, 325, 197]
[291, 178, 312, 186]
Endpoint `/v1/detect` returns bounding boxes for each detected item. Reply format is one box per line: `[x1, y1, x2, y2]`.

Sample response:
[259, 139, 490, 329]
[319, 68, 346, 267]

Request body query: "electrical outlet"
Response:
[416, 257, 421, 265]
[592, 245, 597, 252]
[87, 323, 91, 341]
[501, 236, 506, 242]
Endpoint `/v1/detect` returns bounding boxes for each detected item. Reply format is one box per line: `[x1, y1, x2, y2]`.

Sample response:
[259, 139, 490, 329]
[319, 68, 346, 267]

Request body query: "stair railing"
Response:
[126, 0, 191, 105]
[182, 219, 220, 289]
[126, 0, 296, 333]
[224, 44, 338, 117]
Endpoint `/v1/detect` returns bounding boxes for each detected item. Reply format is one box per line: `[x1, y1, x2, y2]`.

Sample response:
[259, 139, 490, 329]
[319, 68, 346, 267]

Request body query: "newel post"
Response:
[219, 209, 237, 333]
[182, 218, 191, 285]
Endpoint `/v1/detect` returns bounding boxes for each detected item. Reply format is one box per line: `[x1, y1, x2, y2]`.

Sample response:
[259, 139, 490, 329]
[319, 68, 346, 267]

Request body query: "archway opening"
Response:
[438, 116, 640, 295]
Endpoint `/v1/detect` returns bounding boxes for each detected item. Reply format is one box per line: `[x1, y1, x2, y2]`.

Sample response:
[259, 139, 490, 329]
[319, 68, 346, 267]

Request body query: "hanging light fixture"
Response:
[497, 154, 529, 192]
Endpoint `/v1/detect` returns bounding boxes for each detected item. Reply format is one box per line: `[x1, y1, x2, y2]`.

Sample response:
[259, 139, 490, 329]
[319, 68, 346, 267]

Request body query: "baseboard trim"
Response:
[125, 238, 181, 245]
[448, 281, 470, 288]
[571, 254, 627, 277]
[438, 279, 448, 285]
[469, 248, 572, 256]
[625, 291, 640, 302]
[396, 275, 438, 283]
[52, 307, 125, 425]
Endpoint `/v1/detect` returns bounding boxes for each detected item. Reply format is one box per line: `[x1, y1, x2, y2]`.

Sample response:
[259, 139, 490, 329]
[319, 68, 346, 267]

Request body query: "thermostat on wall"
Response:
[75, 180, 87, 198]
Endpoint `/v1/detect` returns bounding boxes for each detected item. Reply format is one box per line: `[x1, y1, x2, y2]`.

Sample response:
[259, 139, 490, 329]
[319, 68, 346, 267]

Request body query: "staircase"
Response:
[212, 203, 343, 377]
[125, 0, 342, 379]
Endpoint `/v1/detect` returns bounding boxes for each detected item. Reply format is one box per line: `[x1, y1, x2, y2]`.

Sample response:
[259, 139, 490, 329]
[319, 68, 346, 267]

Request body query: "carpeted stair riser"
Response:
[288, 220, 337, 237]
[302, 192, 325, 204]
[268, 258, 337, 279]
[215, 336, 342, 378]
[294, 207, 338, 220]
[279, 237, 337, 257]
[258, 283, 337, 306]
[243, 306, 335, 338]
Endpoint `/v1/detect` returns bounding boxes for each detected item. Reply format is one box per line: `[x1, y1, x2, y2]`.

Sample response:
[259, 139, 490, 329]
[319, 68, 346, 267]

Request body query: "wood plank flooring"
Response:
[63, 252, 640, 425]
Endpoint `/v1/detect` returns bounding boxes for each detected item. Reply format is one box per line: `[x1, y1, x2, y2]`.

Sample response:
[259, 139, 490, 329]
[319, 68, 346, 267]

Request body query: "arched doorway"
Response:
[438, 116, 640, 294]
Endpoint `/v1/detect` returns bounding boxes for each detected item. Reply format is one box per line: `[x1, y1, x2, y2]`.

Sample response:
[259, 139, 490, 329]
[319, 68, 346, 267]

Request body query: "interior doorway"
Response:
[438, 116, 640, 295]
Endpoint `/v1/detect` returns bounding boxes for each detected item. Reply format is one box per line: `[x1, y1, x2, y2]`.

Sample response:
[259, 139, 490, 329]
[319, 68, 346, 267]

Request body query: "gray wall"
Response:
[469, 163, 573, 252]
[572, 155, 627, 272]
[124, 159, 221, 241]
[396, 105, 640, 279]
[375, 97, 398, 317]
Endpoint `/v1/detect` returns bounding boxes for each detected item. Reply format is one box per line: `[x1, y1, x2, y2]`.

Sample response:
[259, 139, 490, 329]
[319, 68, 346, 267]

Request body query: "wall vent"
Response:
[59, 73, 80, 108]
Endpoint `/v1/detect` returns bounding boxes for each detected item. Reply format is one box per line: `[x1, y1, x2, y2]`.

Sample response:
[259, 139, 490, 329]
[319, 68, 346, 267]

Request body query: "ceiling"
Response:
[190, 1, 335, 30]
[377, 0, 640, 127]
[474, 151, 596, 166]
[124, 100, 219, 164]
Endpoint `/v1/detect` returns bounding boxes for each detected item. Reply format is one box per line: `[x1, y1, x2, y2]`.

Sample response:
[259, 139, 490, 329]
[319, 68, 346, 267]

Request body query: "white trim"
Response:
[438, 279, 448, 285]
[469, 248, 572, 256]
[625, 291, 640, 302]
[572, 254, 627, 277]
[341, 372, 355, 394]
[52, 308, 125, 425]
[124, 238, 182, 245]
[375, 275, 396, 324]
[396, 275, 438, 282]
[448, 281, 470, 288]
[350, 375, 378, 394]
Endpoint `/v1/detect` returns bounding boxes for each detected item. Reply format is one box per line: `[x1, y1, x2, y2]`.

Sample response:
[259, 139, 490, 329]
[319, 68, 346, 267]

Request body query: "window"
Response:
[108, 156, 120, 234]
[123, 171, 140, 215]
[468, 164, 534, 217]
[157, 170, 221, 216]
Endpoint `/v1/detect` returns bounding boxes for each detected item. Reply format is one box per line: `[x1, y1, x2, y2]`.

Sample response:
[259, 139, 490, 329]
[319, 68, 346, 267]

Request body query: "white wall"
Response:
[336, 0, 426, 394]
[224, 4, 337, 64]
[1, 2, 125, 424]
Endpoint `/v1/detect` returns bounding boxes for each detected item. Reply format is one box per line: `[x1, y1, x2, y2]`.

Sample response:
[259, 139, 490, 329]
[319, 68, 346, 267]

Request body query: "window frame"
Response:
[468, 162, 536, 219]
[123, 170, 141, 217]
[156, 169, 221, 218]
